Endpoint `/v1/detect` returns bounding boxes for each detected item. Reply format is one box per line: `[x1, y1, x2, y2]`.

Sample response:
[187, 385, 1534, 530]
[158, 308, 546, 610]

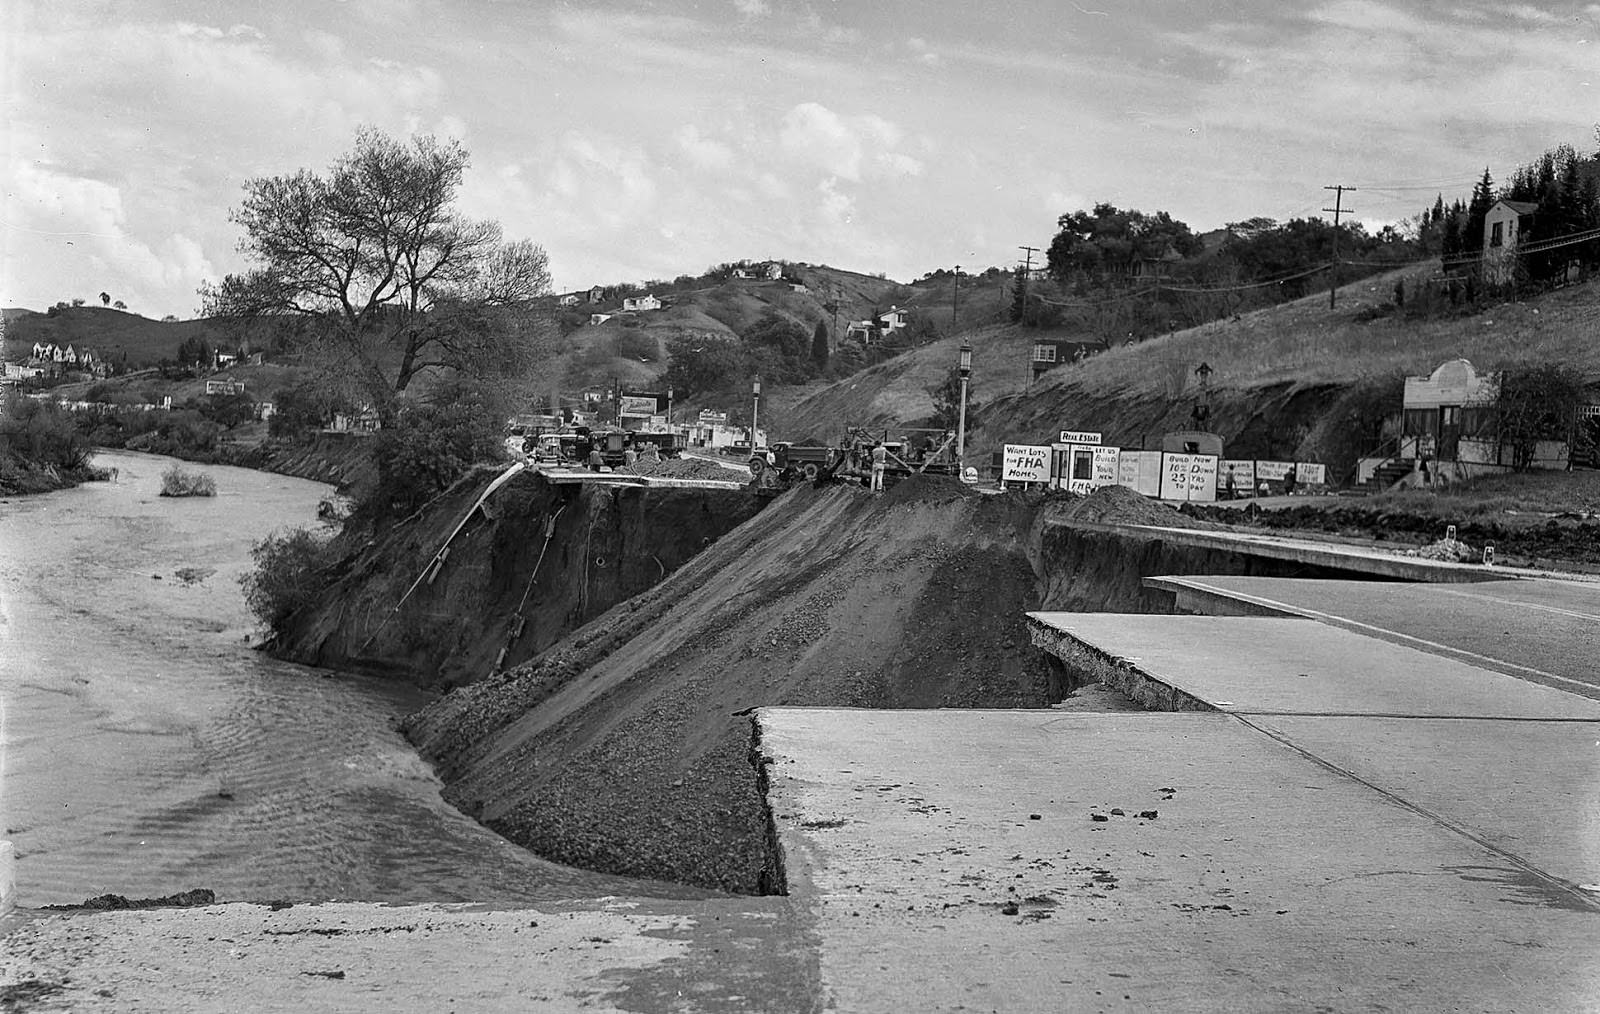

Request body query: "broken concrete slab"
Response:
[1145, 574, 1600, 696]
[756, 707, 1600, 1013]
[1026, 612, 1600, 719]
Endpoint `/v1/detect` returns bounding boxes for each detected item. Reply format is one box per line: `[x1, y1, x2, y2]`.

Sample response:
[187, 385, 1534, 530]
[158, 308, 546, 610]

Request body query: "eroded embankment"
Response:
[272, 469, 766, 685]
[398, 482, 1429, 896]
[404, 477, 1059, 893]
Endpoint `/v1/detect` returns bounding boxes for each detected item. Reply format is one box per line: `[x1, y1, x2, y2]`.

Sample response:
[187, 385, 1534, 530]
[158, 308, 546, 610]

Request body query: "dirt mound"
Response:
[618, 456, 743, 482]
[1056, 484, 1219, 529]
[404, 484, 1058, 893]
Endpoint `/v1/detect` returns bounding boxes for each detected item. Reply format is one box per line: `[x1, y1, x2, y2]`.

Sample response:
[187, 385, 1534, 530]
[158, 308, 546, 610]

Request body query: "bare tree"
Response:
[199, 128, 553, 422]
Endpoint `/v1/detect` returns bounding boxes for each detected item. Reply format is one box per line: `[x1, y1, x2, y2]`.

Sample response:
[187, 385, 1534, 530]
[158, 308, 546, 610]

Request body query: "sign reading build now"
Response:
[1160, 452, 1218, 502]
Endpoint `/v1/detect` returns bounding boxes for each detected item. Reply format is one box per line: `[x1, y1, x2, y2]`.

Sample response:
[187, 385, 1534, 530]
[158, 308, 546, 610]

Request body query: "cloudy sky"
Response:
[3, 0, 1597, 318]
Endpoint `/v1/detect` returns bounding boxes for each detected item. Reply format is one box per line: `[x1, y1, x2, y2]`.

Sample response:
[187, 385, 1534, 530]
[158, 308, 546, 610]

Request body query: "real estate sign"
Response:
[1002, 444, 1051, 484]
[1160, 452, 1218, 502]
[1069, 445, 1120, 495]
[1058, 430, 1102, 446]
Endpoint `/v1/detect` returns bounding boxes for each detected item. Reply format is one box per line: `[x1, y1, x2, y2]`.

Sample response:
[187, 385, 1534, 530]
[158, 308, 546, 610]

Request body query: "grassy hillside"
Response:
[770, 262, 1600, 474]
[3, 307, 257, 369]
[547, 265, 915, 394]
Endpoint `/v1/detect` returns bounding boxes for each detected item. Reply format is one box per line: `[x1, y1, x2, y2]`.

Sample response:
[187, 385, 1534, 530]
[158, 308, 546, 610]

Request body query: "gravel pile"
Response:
[622, 456, 746, 482]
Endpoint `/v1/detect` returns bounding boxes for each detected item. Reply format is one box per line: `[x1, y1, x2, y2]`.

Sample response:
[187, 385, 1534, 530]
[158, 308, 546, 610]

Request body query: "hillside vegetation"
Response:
[773, 263, 1600, 478]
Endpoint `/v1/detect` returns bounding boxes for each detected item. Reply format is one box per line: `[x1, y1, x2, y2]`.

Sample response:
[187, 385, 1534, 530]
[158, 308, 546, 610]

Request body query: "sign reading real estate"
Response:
[1058, 430, 1102, 446]
[1160, 452, 1218, 502]
[1002, 443, 1051, 484]
[619, 395, 659, 418]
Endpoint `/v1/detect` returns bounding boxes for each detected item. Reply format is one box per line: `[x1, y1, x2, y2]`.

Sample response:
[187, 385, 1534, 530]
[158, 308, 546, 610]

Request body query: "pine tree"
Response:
[1463, 168, 1495, 256]
[811, 320, 829, 370]
[1010, 266, 1028, 324]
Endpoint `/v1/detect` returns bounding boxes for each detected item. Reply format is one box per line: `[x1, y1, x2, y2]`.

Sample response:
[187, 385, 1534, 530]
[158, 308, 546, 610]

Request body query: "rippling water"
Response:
[0, 450, 709, 907]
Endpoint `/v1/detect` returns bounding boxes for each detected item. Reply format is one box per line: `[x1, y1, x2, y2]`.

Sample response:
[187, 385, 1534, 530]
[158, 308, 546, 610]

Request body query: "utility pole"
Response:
[1017, 245, 1039, 325]
[1324, 185, 1355, 309]
[952, 265, 960, 329]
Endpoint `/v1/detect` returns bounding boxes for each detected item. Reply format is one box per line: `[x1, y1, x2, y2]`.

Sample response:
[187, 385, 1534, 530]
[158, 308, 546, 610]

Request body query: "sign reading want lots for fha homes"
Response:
[1002, 443, 1051, 483]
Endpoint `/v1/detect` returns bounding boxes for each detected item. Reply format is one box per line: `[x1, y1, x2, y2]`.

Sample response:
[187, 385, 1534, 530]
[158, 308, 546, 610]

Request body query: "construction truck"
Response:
[747, 427, 961, 490]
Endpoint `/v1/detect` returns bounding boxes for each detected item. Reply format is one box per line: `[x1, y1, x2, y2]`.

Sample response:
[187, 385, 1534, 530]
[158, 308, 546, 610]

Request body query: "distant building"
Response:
[205, 378, 246, 396]
[621, 294, 661, 312]
[587, 285, 605, 304]
[590, 313, 613, 325]
[559, 293, 581, 306]
[1029, 339, 1107, 383]
[844, 305, 910, 345]
[761, 262, 783, 280]
[1482, 199, 1538, 286]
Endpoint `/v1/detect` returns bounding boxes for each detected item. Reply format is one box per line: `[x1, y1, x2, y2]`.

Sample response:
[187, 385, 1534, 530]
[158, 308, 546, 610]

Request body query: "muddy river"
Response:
[0, 450, 706, 907]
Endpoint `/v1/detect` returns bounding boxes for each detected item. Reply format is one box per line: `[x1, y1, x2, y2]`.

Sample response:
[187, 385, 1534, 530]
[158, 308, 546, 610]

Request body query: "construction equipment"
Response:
[747, 426, 961, 491]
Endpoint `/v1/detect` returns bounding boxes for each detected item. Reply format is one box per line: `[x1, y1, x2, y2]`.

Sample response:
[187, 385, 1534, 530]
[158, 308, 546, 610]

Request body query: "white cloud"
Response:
[674, 125, 735, 170]
[779, 103, 909, 182]
[733, 0, 770, 16]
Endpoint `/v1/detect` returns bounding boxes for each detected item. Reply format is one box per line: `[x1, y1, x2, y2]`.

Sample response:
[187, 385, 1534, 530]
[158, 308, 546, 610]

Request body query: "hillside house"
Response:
[205, 378, 247, 396]
[844, 306, 910, 345]
[1375, 357, 1570, 483]
[587, 286, 605, 304]
[761, 262, 783, 280]
[622, 294, 661, 312]
[590, 313, 613, 326]
[559, 293, 581, 307]
[1483, 199, 1538, 286]
[1029, 339, 1107, 383]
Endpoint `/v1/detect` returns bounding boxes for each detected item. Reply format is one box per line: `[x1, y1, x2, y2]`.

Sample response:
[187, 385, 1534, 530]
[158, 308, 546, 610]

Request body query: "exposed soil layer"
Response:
[399, 481, 1400, 895]
[404, 477, 1059, 893]
[1178, 501, 1600, 569]
[272, 468, 766, 685]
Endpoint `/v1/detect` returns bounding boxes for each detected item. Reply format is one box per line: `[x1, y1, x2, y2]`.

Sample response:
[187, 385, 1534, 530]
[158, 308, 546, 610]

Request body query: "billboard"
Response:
[619, 394, 660, 418]
[1002, 444, 1051, 484]
[1117, 450, 1162, 496]
[1160, 452, 1218, 502]
[1220, 460, 1255, 500]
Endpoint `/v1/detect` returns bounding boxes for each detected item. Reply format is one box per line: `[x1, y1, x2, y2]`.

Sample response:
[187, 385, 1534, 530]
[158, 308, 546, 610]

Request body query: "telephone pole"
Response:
[951, 265, 960, 328]
[1324, 185, 1355, 309]
[1017, 245, 1039, 323]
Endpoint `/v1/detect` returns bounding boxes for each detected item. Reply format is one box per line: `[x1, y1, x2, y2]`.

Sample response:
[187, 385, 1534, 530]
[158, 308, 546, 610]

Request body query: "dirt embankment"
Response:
[397, 480, 1436, 895]
[223, 433, 379, 497]
[272, 469, 766, 685]
[404, 476, 1059, 894]
[1178, 500, 1600, 570]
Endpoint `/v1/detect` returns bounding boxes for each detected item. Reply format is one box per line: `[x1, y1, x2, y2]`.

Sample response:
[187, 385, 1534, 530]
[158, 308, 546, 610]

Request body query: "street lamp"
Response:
[956, 342, 973, 471]
[750, 376, 761, 448]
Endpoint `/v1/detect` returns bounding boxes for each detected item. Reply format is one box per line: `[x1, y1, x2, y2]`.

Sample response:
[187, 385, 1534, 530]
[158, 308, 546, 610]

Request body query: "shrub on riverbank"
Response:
[159, 464, 217, 497]
[0, 394, 100, 494]
[241, 527, 335, 632]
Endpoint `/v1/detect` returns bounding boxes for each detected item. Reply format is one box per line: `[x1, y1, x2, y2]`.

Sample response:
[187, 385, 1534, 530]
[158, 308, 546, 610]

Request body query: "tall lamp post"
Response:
[750, 376, 761, 448]
[956, 342, 972, 471]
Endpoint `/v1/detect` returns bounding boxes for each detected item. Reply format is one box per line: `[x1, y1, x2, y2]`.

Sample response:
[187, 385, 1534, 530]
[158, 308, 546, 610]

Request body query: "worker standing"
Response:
[623, 446, 638, 469]
[870, 441, 887, 494]
[587, 446, 604, 471]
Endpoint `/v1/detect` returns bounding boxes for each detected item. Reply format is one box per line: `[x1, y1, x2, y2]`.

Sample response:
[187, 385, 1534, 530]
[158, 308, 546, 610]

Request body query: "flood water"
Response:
[0, 450, 708, 907]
